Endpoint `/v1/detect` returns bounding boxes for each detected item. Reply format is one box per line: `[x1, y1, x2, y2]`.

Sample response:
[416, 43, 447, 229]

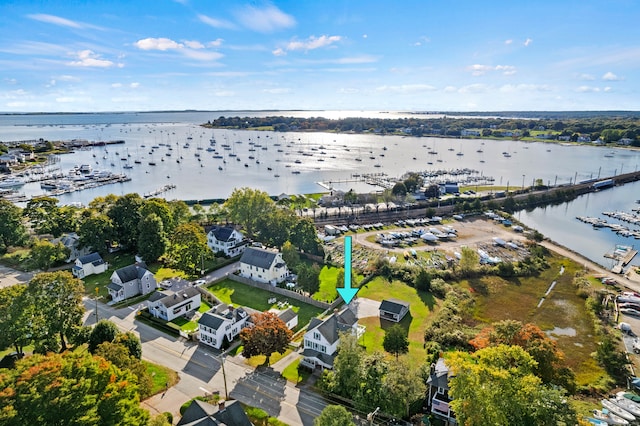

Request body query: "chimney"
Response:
[218, 401, 225, 411]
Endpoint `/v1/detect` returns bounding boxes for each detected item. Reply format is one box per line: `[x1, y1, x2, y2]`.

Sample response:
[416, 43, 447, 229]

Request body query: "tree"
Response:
[382, 358, 426, 418]
[447, 345, 576, 426]
[137, 213, 168, 263]
[391, 182, 407, 196]
[168, 222, 209, 274]
[108, 193, 143, 249]
[77, 213, 114, 254]
[240, 312, 292, 365]
[0, 350, 150, 425]
[88, 319, 120, 353]
[27, 271, 85, 351]
[23, 196, 62, 236]
[140, 198, 174, 233]
[30, 238, 69, 270]
[224, 187, 275, 236]
[314, 405, 355, 426]
[95, 341, 152, 398]
[414, 269, 431, 292]
[297, 262, 321, 294]
[114, 331, 142, 359]
[0, 285, 39, 354]
[290, 217, 322, 255]
[383, 324, 409, 359]
[459, 246, 479, 274]
[355, 351, 388, 412]
[256, 208, 296, 247]
[281, 240, 301, 271]
[325, 332, 364, 397]
[168, 200, 191, 227]
[0, 199, 27, 253]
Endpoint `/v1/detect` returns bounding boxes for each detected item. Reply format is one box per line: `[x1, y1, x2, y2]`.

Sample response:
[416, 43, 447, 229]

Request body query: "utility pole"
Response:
[367, 407, 380, 426]
[94, 286, 100, 322]
[220, 354, 228, 400]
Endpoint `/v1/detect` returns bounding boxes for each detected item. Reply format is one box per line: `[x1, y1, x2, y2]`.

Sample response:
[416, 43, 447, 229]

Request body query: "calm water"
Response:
[1, 111, 640, 267]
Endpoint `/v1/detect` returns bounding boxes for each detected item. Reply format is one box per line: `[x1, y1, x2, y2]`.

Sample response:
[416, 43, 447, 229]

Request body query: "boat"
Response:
[0, 177, 25, 188]
[585, 418, 609, 426]
[601, 399, 636, 422]
[591, 409, 629, 425]
[79, 164, 92, 173]
[610, 397, 640, 416]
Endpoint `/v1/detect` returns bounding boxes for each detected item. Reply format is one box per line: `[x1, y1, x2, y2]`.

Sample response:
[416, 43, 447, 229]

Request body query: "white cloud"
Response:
[4, 78, 18, 85]
[262, 88, 291, 94]
[184, 40, 205, 49]
[458, 84, 489, 93]
[467, 64, 516, 76]
[579, 73, 595, 81]
[602, 71, 622, 81]
[67, 50, 115, 68]
[505, 39, 513, 45]
[130, 82, 140, 88]
[335, 55, 377, 64]
[604, 86, 612, 92]
[272, 48, 286, 56]
[576, 85, 600, 92]
[338, 88, 359, 94]
[375, 84, 436, 94]
[181, 49, 224, 61]
[198, 14, 237, 30]
[215, 90, 235, 97]
[362, 34, 368, 39]
[282, 35, 342, 53]
[111, 83, 122, 88]
[135, 38, 182, 51]
[499, 84, 551, 93]
[235, 4, 295, 33]
[444, 86, 457, 93]
[208, 39, 224, 48]
[414, 36, 430, 46]
[524, 38, 533, 47]
[28, 13, 83, 28]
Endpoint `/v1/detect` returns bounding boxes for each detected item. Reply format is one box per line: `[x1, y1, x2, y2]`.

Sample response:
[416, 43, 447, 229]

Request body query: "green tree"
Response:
[27, 271, 85, 351]
[297, 262, 321, 294]
[140, 198, 174, 233]
[281, 240, 301, 271]
[290, 217, 321, 254]
[414, 269, 431, 292]
[0, 285, 39, 354]
[137, 213, 168, 263]
[88, 319, 120, 353]
[95, 341, 153, 398]
[168, 200, 191, 227]
[0, 199, 27, 253]
[459, 246, 479, 274]
[224, 187, 275, 236]
[391, 182, 407, 196]
[108, 193, 143, 249]
[328, 332, 364, 397]
[77, 213, 114, 254]
[114, 331, 143, 359]
[256, 208, 296, 247]
[448, 345, 576, 426]
[240, 312, 292, 365]
[382, 358, 426, 418]
[383, 324, 409, 359]
[355, 351, 388, 413]
[168, 222, 209, 274]
[0, 350, 149, 425]
[314, 405, 355, 426]
[23, 196, 62, 236]
[30, 238, 69, 270]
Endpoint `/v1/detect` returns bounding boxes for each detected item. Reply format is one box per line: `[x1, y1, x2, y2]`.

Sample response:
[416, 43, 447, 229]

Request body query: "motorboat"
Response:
[601, 399, 636, 422]
[0, 177, 25, 188]
[592, 409, 629, 425]
[610, 397, 640, 417]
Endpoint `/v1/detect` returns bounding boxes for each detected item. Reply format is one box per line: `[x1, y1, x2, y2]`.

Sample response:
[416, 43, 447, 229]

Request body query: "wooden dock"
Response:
[611, 248, 638, 274]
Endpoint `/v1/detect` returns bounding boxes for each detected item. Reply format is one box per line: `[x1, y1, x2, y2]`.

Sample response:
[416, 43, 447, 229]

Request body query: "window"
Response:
[313, 332, 320, 340]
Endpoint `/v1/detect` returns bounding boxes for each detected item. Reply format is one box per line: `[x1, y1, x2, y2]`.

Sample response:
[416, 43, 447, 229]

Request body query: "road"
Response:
[83, 262, 329, 426]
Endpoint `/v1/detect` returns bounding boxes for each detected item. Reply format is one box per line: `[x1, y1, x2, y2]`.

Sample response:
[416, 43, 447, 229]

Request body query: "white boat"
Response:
[0, 177, 25, 188]
[601, 399, 636, 422]
[592, 409, 629, 425]
[420, 232, 438, 242]
[610, 397, 640, 417]
[586, 417, 609, 426]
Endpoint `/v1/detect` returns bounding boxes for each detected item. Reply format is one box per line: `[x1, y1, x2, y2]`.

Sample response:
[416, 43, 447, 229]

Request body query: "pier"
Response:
[607, 246, 638, 274]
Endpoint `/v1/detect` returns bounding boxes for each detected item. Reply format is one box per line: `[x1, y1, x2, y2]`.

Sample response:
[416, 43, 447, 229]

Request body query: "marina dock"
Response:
[605, 245, 638, 273]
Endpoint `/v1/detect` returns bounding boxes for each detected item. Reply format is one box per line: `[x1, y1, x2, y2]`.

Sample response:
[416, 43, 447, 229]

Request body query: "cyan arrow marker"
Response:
[337, 235, 358, 304]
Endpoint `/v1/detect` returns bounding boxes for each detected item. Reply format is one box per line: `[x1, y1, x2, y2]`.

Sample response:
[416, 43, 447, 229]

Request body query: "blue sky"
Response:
[0, 0, 638, 112]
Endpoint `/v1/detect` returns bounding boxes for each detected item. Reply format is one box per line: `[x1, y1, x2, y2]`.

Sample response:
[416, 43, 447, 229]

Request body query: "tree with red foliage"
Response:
[469, 319, 575, 389]
[240, 311, 293, 365]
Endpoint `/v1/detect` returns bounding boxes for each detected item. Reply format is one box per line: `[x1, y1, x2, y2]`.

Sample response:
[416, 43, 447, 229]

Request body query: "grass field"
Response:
[144, 360, 179, 396]
[465, 254, 606, 386]
[205, 279, 324, 330]
[314, 265, 364, 303]
[358, 276, 439, 366]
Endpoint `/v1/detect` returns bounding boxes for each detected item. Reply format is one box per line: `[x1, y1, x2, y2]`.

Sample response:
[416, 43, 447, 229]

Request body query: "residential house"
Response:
[72, 252, 108, 279]
[426, 357, 457, 424]
[460, 129, 480, 137]
[206, 225, 249, 257]
[107, 263, 156, 303]
[198, 304, 253, 349]
[177, 399, 253, 426]
[239, 247, 289, 285]
[379, 298, 410, 322]
[54, 232, 91, 263]
[300, 307, 364, 370]
[148, 286, 201, 321]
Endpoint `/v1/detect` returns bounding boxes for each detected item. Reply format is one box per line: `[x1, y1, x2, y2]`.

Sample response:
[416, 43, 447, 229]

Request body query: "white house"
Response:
[300, 307, 364, 370]
[239, 247, 289, 285]
[206, 225, 249, 257]
[379, 298, 410, 323]
[148, 287, 201, 321]
[72, 252, 108, 279]
[107, 263, 156, 303]
[426, 357, 457, 424]
[277, 308, 298, 330]
[198, 304, 254, 349]
[54, 232, 91, 263]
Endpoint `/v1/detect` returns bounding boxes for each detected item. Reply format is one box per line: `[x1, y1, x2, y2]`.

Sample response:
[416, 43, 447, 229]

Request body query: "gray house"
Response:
[379, 298, 410, 322]
[107, 263, 156, 303]
[177, 399, 253, 426]
[72, 252, 108, 279]
[147, 286, 201, 321]
[239, 247, 289, 285]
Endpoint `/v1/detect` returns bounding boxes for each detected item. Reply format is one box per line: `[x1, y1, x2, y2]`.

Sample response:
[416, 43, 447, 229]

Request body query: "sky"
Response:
[0, 0, 639, 113]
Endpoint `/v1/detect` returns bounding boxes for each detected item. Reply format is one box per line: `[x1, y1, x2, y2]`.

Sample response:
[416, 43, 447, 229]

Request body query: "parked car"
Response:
[194, 279, 206, 286]
[0, 351, 24, 369]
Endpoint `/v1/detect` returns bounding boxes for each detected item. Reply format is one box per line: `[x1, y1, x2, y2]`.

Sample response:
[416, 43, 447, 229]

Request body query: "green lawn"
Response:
[205, 279, 324, 330]
[358, 276, 439, 366]
[171, 316, 198, 332]
[199, 300, 212, 313]
[281, 358, 310, 384]
[144, 360, 179, 396]
[315, 265, 364, 303]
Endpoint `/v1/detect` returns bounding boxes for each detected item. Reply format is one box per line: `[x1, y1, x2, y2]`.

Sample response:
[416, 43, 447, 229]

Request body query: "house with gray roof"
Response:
[379, 298, 410, 322]
[177, 399, 253, 426]
[426, 357, 456, 424]
[198, 304, 253, 350]
[107, 263, 156, 303]
[277, 307, 298, 330]
[239, 247, 289, 285]
[148, 286, 201, 321]
[206, 225, 249, 257]
[300, 307, 364, 370]
[72, 252, 108, 279]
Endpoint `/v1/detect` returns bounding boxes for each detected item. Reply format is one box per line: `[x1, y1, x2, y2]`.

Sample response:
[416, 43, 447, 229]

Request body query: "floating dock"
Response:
[606, 245, 638, 273]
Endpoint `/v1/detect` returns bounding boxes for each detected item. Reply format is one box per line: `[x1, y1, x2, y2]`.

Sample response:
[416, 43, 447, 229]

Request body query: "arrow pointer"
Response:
[337, 235, 358, 304]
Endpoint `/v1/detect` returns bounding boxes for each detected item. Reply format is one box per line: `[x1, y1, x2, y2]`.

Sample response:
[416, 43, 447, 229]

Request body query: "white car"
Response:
[194, 279, 207, 286]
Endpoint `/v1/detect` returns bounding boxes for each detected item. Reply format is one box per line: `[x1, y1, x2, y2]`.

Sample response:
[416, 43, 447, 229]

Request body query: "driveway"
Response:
[0, 265, 34, 289]
[351, 297, 381, 319]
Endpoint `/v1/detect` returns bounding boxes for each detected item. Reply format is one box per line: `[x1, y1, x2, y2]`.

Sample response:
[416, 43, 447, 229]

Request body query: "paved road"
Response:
[83, 271, 330, 426]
